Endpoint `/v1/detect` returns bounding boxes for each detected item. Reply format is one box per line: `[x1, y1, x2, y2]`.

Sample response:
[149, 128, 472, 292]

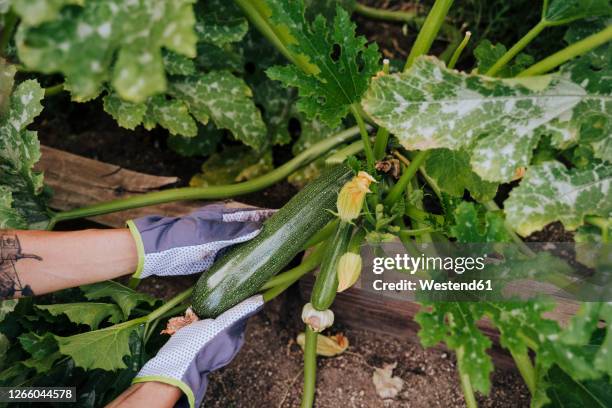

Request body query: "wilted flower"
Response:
[301, 302, 334, 332]
[337, 252, 362, 292]
[337, 171, 376, 221]
[161, 307, 199, 335]
[296, 332, 349, 357]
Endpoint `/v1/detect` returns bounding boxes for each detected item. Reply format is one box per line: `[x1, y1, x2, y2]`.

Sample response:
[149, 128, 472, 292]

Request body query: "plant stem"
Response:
[301, 326, 318, 408]
[0, 11, 17, 56]
[49, 127, 359, 226]
[518, 25, 612, 77]
[350, 104, 375, 170]
[457, 347, 478, 408]
[404, 0, 455, 71]
[44, 83, 64, 96]
[485, 20, 548, 76]
[511, 350, 536, 395]
[373, 60, 390, 160]
[384, 151, 429, 206]
[146, 288, 193, 323]
[353, 3, 417, 23]
[447, 31, 471, 69]
[261, 245, 324, 290]
[325, 140, 364, 165]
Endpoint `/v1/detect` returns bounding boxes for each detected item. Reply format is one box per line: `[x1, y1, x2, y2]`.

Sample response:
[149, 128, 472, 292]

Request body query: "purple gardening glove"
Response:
[133, 295, 263, 408]
[126, 203, 276, 279]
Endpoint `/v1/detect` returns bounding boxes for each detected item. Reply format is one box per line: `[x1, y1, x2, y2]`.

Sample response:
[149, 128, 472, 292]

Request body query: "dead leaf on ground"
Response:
[372, 362, 404, 399]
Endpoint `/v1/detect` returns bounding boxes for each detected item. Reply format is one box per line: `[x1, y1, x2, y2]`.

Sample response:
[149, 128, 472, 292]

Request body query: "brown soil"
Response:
[201, 289, 530, 408]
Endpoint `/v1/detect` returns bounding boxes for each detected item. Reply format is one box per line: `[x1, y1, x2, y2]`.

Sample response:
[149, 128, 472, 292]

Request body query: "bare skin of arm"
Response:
[0, 229, 137, 299]
[106, 382, 182, 408]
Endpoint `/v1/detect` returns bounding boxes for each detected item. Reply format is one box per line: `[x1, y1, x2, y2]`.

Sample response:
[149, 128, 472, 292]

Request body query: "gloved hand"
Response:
[133, 295, 264, 408]
[127, 203, 275, 279]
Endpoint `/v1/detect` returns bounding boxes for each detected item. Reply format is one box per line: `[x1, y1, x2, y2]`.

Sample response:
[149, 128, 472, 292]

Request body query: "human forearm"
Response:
[106, 382, 182, 408]
[0, 229, 137, 299]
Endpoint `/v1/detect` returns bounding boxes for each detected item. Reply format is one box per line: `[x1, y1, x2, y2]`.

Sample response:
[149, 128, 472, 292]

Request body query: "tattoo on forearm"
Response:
[0, 234, 41, 299]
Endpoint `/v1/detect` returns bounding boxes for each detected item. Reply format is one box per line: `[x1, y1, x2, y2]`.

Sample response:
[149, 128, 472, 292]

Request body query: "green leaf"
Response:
[0, 59, 15, 115]
[162, 51, 196, 76]
[0, 299, 18, 322]
[505, 161, 611, 236]
[102, 92, 147, 130]
[37, 303, 123, 330]
[189, 145, 273, 187]
[167, 123, 222, 157]
[55, 322, 142, 371]
[169, 71, 267, 149]
[416, 303, 493, 394]
[81, 281, 156, 319]
[450, 202, 510, 243]
[19, 332, 58, 360]
[145, 95, 197, 137]
[474, 40, 533, 77]
[424, 149, 498, 202]
[266, 2, 379, 127]
[539, 19, 612, 162]
[11, 0, 83, 26]
[362, 56, 590, 182]
[15, 0, 197, 102]
[543, 0, 611, 24]
[540, 365, 612, 408]
[195, 0, 248, 46]
[0, 77, 49, 229]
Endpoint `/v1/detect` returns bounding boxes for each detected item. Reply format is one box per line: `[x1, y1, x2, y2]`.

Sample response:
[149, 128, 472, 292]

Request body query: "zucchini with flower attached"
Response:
[192, 165, 354, 318]
[301, 171, 375, 408]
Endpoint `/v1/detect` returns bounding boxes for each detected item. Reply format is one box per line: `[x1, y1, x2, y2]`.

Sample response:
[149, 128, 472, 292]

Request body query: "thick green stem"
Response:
[384, 151, 429, 206]
[49, 127, 359, 226]
[518, 25, 612, 77]
[354, 3, 417, 23]
[485, 20, 547, 76]
[0, 11, 17, 56]
[456, 347, 478, 408]
[303, 220, 339, 249]
[511, 350, 536, 395]
[44, 83, 64, 97]
[146, 288, 193, 323]
[325, 140, 364, 165]
[350, 104, 375, 170]
[447, 31, 471, 69]
[301, 326, 318, 408]
[404, 0, 455, 71]
[373, 60, 390, 160]
[261, 245, 324, 290]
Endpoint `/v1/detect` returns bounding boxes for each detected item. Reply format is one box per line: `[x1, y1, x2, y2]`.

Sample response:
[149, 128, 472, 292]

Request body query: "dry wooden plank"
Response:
[36, 145, 206, 227]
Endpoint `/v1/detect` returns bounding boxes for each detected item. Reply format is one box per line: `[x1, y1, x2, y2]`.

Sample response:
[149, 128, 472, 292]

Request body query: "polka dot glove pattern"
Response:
[133, 295, 264, 408]
[127, 203, 276, 279]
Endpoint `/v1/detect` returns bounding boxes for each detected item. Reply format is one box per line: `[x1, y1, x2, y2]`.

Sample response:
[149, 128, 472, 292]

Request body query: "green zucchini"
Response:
[310, 221, 353, 310]
[192, 164, 353, 318]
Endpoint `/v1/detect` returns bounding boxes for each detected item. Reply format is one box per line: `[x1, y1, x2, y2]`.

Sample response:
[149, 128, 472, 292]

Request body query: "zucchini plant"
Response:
[1, 0, 611, 407]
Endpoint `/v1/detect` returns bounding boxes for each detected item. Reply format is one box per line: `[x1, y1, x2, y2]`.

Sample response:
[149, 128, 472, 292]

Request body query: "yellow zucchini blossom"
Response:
[336, 171, 376, 222]
[337, 252, 362, 292]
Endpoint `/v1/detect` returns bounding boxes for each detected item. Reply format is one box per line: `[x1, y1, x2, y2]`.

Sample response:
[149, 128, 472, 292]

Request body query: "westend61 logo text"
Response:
[372, 254, 486, 275]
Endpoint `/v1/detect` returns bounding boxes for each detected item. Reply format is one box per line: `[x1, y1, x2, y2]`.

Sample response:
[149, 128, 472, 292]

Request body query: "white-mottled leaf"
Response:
[0, 77, 49, 229]
[362, 57, 588, 182]
[170, 71, 267, 150]
[15, 0, 197, 102]
[12, 0, 83, 26]
[505, 161, 611, 236]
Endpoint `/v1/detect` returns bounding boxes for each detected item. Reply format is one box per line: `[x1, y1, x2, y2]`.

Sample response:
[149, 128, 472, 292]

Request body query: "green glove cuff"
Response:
[126, 220, 145, 279]
[132, 375, 195, 408]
